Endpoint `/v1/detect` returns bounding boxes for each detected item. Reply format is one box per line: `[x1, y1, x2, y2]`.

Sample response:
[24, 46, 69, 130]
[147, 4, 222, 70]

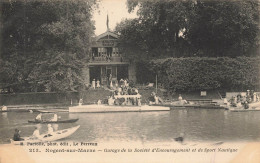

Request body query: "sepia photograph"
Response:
[0, 0, 260, 162]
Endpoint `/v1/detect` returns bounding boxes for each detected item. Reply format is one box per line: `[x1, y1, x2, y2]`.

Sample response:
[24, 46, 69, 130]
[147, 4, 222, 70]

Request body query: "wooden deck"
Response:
[69, 104, 170, 113]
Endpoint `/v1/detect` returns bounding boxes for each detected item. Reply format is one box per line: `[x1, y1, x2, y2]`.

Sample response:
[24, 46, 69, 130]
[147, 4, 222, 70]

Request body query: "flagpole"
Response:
[156, 74, 158, 94]
[106, 11, 109, 31]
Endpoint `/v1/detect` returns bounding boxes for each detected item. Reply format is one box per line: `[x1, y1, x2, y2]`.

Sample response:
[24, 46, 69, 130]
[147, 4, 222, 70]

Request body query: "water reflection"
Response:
[1, 112, 7, 118]
[1, 109, 260, 144]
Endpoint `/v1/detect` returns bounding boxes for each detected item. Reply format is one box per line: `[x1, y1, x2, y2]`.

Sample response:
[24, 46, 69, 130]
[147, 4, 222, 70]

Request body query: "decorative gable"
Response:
[96, 31, 119, 41]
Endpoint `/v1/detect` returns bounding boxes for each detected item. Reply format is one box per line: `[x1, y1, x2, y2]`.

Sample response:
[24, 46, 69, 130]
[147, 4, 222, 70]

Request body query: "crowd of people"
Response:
[91, 76, 130, 90]
[100, 78, 142, 106]
[227, 90, 260, 109]
[90, 77, 165, 106]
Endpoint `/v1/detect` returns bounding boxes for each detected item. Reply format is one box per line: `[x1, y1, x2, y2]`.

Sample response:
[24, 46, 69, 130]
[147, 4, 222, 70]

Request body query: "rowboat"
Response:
[28, 118, 79, 124]
[10, 125, 80, 145]
[69, 104, 170, 113]
[0, 109, 30, 113]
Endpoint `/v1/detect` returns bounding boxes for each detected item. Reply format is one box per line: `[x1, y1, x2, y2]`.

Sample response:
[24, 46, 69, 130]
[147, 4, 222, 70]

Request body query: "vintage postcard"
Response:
[0, 0, 260, 162]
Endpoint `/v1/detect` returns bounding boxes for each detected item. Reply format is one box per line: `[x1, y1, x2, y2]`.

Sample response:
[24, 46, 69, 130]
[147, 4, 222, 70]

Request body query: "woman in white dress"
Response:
[96, 79, 100, 88]
[92, 79, 96, 89]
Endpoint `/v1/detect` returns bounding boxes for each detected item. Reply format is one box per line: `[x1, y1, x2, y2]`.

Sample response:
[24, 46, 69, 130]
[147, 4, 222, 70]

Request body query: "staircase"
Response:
[218, 91, 226, 99]
[186, 99, 217, 105]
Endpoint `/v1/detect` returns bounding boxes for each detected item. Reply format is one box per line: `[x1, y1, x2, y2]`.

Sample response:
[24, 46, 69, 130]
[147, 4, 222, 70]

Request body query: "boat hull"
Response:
[229, 108, 260, 112]
[28, 118, 79, 124]
[69, 104, 170, 113]
[10, 125, 80, 145]
[35, 109, 69, 113]
[226, 101, 260, 112]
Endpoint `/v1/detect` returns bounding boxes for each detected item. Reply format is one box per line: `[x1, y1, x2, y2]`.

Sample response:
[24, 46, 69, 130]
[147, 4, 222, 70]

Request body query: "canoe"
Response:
[35, 109, 69, 113]
[28, 118, 79, 124]
[69, 104, 170, 113]
[10, 125, 80, 145]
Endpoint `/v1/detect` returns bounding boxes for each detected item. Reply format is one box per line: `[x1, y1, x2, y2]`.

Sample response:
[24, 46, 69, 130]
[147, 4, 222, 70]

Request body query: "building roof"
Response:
[96, 30, 119, 41]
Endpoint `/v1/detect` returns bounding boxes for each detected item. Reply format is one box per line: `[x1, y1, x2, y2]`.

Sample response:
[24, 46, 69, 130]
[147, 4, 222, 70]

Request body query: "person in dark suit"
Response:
[13, 129, 24, 141]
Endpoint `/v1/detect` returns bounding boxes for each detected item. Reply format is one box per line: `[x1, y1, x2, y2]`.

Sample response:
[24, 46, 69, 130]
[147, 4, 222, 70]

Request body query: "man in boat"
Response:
[47, 124, 54, 135]
[178, 94, 183, 101]
[174, 133, 185, 144]
[13, 129, 24, 141]
[42, 124, 54, 138]
[51, 114, 58, 122]
[1, 105, 7, 111]
[32, 127, 41, 139]
[35, 113, 42, 122]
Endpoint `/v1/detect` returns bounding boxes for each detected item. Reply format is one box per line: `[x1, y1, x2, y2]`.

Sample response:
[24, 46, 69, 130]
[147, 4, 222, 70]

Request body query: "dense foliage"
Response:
[0, 0, 96, 92]
[136, 60, 156, 84]
[140, 57, 260, 92]
[115, 0, 259, 58]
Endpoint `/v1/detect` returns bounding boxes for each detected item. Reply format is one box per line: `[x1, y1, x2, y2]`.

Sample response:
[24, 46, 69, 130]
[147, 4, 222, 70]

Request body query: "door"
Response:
[106, 67, 112, 82]
[89, 66, 101, 82]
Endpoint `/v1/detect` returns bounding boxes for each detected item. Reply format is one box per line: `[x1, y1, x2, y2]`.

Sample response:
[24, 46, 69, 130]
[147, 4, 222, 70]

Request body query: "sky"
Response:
[92, 0, 138, 35]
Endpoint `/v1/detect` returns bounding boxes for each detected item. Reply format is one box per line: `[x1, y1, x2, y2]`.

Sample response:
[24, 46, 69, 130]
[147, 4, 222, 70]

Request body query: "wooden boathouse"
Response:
[83, 17, 136, 87]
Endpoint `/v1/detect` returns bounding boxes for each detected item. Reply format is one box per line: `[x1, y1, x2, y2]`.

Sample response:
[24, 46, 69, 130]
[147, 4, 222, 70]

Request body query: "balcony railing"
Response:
[90, 56, 129, 63]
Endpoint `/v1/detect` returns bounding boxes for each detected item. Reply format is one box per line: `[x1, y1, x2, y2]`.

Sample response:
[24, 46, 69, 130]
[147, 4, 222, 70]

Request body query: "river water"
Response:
[1, 109, 260, 144]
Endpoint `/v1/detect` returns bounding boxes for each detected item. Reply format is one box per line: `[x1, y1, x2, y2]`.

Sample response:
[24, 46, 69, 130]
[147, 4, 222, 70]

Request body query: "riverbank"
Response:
[1, 89, 224, 111]
[1, 141, 259, 163]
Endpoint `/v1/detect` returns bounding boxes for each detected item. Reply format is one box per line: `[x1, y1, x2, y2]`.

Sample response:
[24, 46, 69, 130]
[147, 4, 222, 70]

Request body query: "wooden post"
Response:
[156, 74, 158, 93]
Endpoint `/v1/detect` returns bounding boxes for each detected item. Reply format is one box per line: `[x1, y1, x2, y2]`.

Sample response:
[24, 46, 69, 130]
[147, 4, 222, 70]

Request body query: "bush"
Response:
[135, 60, 156, 84]
[146, 57, 260, 92]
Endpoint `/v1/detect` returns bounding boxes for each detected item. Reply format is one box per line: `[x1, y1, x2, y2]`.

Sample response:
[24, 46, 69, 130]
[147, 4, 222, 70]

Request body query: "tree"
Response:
[115, 0, 259, 59]
[187, 0, 259, 57]
[1, 0, 97, 92]
[115, 18, 149, 60]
